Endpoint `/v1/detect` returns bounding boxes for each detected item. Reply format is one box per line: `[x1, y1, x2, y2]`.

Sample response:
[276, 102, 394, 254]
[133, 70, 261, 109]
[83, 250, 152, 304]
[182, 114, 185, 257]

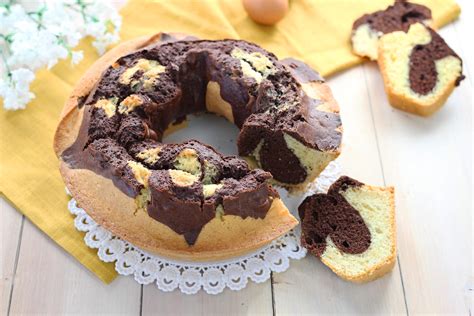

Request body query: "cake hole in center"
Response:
[162, 113, 240, 156]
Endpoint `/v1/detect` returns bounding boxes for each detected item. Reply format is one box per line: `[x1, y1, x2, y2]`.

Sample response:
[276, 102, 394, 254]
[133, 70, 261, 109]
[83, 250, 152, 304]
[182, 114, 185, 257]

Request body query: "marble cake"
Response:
[54, 32, 342, 260]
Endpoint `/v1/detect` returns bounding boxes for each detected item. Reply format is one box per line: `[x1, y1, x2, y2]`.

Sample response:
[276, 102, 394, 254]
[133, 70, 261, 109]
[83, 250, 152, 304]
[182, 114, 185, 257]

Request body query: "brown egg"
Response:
[242, 0, 289, 26]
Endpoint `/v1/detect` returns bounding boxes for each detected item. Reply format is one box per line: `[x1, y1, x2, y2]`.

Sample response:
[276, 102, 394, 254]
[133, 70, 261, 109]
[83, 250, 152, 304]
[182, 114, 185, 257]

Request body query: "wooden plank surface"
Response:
[142, 282, 273, 315]
[454, 0, 472, 83]
[7, 219, 141, 315]
[0, 199, 23, 316]
[2, 4, 472, 316]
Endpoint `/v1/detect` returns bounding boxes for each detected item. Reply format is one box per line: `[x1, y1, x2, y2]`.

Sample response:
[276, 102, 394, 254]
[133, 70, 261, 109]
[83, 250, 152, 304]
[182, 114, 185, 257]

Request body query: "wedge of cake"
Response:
[378, 23, 464, 116]
[299, 176, 396, 283]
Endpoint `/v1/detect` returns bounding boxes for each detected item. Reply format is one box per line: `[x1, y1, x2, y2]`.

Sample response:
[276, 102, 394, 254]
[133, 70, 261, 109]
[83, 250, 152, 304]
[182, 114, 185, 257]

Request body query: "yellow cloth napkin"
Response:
[0, 0, 460, 283]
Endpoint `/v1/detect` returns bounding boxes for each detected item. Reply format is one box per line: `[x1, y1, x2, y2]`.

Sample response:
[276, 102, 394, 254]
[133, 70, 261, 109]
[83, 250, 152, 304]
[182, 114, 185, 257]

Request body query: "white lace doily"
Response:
[68, 161, 341, 295]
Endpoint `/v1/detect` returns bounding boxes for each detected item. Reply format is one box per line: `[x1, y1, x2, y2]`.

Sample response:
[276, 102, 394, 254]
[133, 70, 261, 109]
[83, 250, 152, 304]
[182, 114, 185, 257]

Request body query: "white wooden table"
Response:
[1, 2, 472, 315]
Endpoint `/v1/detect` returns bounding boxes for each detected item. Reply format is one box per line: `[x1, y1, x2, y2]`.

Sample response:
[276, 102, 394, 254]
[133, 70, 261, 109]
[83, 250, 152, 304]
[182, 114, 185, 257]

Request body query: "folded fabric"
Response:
[0, 0, 460, 283]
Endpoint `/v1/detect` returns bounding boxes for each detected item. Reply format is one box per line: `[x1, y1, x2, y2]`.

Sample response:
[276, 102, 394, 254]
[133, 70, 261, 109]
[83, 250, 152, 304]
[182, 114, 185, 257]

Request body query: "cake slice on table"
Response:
[378, 22, 464, 116]
[351, 0, 432, 60]
[298, 176, 396, 283]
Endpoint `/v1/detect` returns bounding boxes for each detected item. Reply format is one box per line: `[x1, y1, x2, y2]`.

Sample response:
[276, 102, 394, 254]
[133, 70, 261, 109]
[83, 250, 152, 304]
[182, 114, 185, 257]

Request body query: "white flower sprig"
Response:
[0, 0, 122, 110]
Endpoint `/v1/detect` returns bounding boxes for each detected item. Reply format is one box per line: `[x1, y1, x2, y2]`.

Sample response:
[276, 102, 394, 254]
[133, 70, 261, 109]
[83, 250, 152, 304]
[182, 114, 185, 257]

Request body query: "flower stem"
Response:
[0, 48, 12, 82]
[27, 5, 47, 30]
[64, 1, 98, 24]
[0, 0, 13, 13]
[0, 34, 12, 56]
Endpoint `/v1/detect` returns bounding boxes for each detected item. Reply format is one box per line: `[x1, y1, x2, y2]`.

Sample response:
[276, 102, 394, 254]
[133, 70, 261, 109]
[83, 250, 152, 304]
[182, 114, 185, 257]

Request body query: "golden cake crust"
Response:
[54, 33, 298, 261]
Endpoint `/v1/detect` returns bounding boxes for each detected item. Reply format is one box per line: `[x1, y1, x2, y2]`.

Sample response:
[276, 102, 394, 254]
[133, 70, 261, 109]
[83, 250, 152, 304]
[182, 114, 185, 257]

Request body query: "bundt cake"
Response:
[351, 0, 432, 60]
[378, 23, 464, 116]
[54, 32, 342, 260]
[299, 176, 396, 283]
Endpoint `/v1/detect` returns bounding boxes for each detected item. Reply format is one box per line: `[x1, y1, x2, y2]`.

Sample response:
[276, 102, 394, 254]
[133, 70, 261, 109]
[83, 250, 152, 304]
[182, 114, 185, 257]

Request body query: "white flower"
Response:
[0, 1, 122, 110]
[71, 50, 83, 65]
[0, 68, 35, 110]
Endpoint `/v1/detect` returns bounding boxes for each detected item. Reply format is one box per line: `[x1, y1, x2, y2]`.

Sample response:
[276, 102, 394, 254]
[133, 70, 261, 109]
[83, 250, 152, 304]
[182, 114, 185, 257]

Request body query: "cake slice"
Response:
[351, 0, 432, 60]
[238, 58, 342, 193]
[299, 176, 396, 283]
[378, 22, 464, 116]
